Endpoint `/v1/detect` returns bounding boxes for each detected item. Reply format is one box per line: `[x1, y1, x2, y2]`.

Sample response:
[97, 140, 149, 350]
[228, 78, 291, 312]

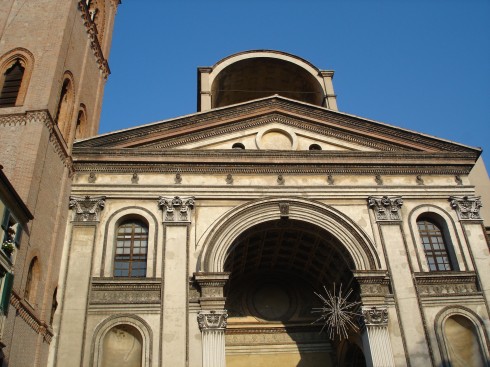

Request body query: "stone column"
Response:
[319, 70, 338, 110]
[56, 195, 105, 367]
[195, 272, 230, 367]
[361, 306, 395, 367]
[158, 196, 195, 367]
[197, 310, 228, 367]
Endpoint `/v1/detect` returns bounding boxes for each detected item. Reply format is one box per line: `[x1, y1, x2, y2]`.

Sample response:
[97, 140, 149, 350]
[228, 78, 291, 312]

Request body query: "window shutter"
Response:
[0, 272, 14, 315]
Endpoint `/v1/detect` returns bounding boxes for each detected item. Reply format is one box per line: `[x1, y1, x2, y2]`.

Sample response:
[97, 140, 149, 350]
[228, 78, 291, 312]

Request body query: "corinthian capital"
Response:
[69, 195, 106, 222]
[158, 196, 195, 222]
[197, 310, 228, 331]
[449, 196, 482, 220]
[362, 306, 389, 326]
[368, 196, 403, 221]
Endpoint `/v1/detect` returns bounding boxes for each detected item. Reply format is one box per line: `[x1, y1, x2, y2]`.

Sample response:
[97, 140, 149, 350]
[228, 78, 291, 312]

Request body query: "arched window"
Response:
[0, 60, 25, 107]
[24, 257, 40, 305]
[50, 287, 58, 325]
[74, 106, 87, 140]
[55, 77, 75, 140]
[417, 217, 453, 271]
[444, 315, 486, 367]
[114, 220, 148, 277]
[101, 324, 143, 367]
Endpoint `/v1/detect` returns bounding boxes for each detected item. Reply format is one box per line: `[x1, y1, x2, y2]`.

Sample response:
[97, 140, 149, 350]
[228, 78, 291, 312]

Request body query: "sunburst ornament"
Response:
[312, 283, 361, 340]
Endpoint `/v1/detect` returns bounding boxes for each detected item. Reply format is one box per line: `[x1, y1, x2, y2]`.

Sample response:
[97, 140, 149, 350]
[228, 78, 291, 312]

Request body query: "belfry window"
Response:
[0, 60, 25, 107]
[417, 218, 452, 271]
[114, 220, 148, 277]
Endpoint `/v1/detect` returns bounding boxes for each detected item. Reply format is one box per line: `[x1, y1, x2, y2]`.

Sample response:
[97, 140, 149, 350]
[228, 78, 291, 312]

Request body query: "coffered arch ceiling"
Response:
[224, 219, 356, 291]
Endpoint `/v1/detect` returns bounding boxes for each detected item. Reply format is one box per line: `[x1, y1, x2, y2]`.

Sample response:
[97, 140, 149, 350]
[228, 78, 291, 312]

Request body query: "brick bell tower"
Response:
[0, 1, 120, 365]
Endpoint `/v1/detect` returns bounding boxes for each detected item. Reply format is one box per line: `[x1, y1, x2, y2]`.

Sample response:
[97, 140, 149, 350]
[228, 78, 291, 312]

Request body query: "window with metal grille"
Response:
[0, 60, 24, 107]
[114, 220, 148, 277]
[417, 219, 452, 271]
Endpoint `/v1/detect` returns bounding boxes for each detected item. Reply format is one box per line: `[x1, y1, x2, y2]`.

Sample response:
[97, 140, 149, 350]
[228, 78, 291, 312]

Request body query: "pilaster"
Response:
[158, 195, 194, 366]
[56, 195, 105, 366]
[368, 195, 432, 367]
[360, 306, 395, 367]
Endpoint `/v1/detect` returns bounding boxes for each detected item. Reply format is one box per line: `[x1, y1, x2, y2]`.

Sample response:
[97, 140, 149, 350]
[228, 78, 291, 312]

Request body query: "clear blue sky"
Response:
[100, 0, 490, 163]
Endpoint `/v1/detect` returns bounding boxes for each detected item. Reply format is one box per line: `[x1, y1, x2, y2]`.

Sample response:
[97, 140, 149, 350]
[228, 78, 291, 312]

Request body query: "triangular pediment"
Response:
[76, 96, 479, 155]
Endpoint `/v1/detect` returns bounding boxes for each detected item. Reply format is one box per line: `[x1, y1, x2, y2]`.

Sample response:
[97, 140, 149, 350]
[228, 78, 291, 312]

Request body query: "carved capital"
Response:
[197, 310, 228, 331]
[368, 196, 403, 221]
[449, 196, 482, 221]
[69, 195, 106, 222]
[361, 306, 389, 326]
[158, 196, 195, 222]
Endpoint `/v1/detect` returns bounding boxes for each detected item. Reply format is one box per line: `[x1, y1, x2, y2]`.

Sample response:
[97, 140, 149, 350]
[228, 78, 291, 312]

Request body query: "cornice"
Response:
[74, 97, 480, 154]
[72, 149, 477, 175]
[78, 0, 110, 79]
[0, 110, 74, 175]
[10, 291, 53, 344]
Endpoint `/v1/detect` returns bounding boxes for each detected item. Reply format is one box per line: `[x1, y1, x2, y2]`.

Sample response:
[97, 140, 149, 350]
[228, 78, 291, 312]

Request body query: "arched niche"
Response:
[91, 315, 152, 367]
[435, 307, 490, 367]
[198, 50, 336, 111]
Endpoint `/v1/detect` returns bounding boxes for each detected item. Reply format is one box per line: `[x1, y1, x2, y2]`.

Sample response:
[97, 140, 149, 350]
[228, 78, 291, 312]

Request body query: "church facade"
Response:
[1, 2, 490, 367]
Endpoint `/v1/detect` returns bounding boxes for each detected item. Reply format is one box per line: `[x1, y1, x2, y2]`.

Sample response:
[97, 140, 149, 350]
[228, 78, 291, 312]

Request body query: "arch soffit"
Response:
[208, 50, 326, 90]
[198, 197, 380, 273]
[434, 305, 490, 363]
[90, 314, 153, 367]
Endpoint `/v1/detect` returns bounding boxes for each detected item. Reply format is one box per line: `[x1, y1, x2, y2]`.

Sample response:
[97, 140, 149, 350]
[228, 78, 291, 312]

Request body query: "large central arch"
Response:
[198, 197, 381, 274]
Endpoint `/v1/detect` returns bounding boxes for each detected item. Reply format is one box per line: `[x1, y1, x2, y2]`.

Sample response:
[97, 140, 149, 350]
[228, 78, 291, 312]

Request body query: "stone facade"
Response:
[1, 3, 490, 367]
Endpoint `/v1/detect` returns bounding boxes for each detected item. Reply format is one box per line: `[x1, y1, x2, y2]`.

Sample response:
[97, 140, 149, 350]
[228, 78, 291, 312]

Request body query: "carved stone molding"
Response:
[361, 306, 389, 326]
[368, 196, 403, 221]
[354, 271, 391, 299]
[69, 195, 106, 222]
[449, 196, 483, 220]
[197, 310, 228, 331]
[414, 272, 479, 297]
[194, 272, 230, 309]
[279, 202, 289, 218]
[158, 196, 195, 222]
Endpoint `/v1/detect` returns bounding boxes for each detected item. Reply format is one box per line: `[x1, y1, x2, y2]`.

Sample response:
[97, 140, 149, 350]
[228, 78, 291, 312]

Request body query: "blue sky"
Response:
[100, 0, 490, 163]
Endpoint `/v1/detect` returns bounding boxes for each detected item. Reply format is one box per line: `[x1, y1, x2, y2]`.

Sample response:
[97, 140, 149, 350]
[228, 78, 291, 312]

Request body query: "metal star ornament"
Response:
[312, 283, 361, 340]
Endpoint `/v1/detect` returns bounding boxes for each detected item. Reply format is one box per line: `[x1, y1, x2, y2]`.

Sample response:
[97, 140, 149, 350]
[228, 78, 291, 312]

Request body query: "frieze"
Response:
[368, 196, 403, 221]
[449, 196, 483, 220]
[226, 330, 328, 346]
[158, 196, 195, 222]
[197, 310, 228, 330]
[361, 306, 389, 326]
[415, 272, 479, 297]
[90, 279, 161, 305]
[69, 195, 106, 222]
[73, 160, 475, 176]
